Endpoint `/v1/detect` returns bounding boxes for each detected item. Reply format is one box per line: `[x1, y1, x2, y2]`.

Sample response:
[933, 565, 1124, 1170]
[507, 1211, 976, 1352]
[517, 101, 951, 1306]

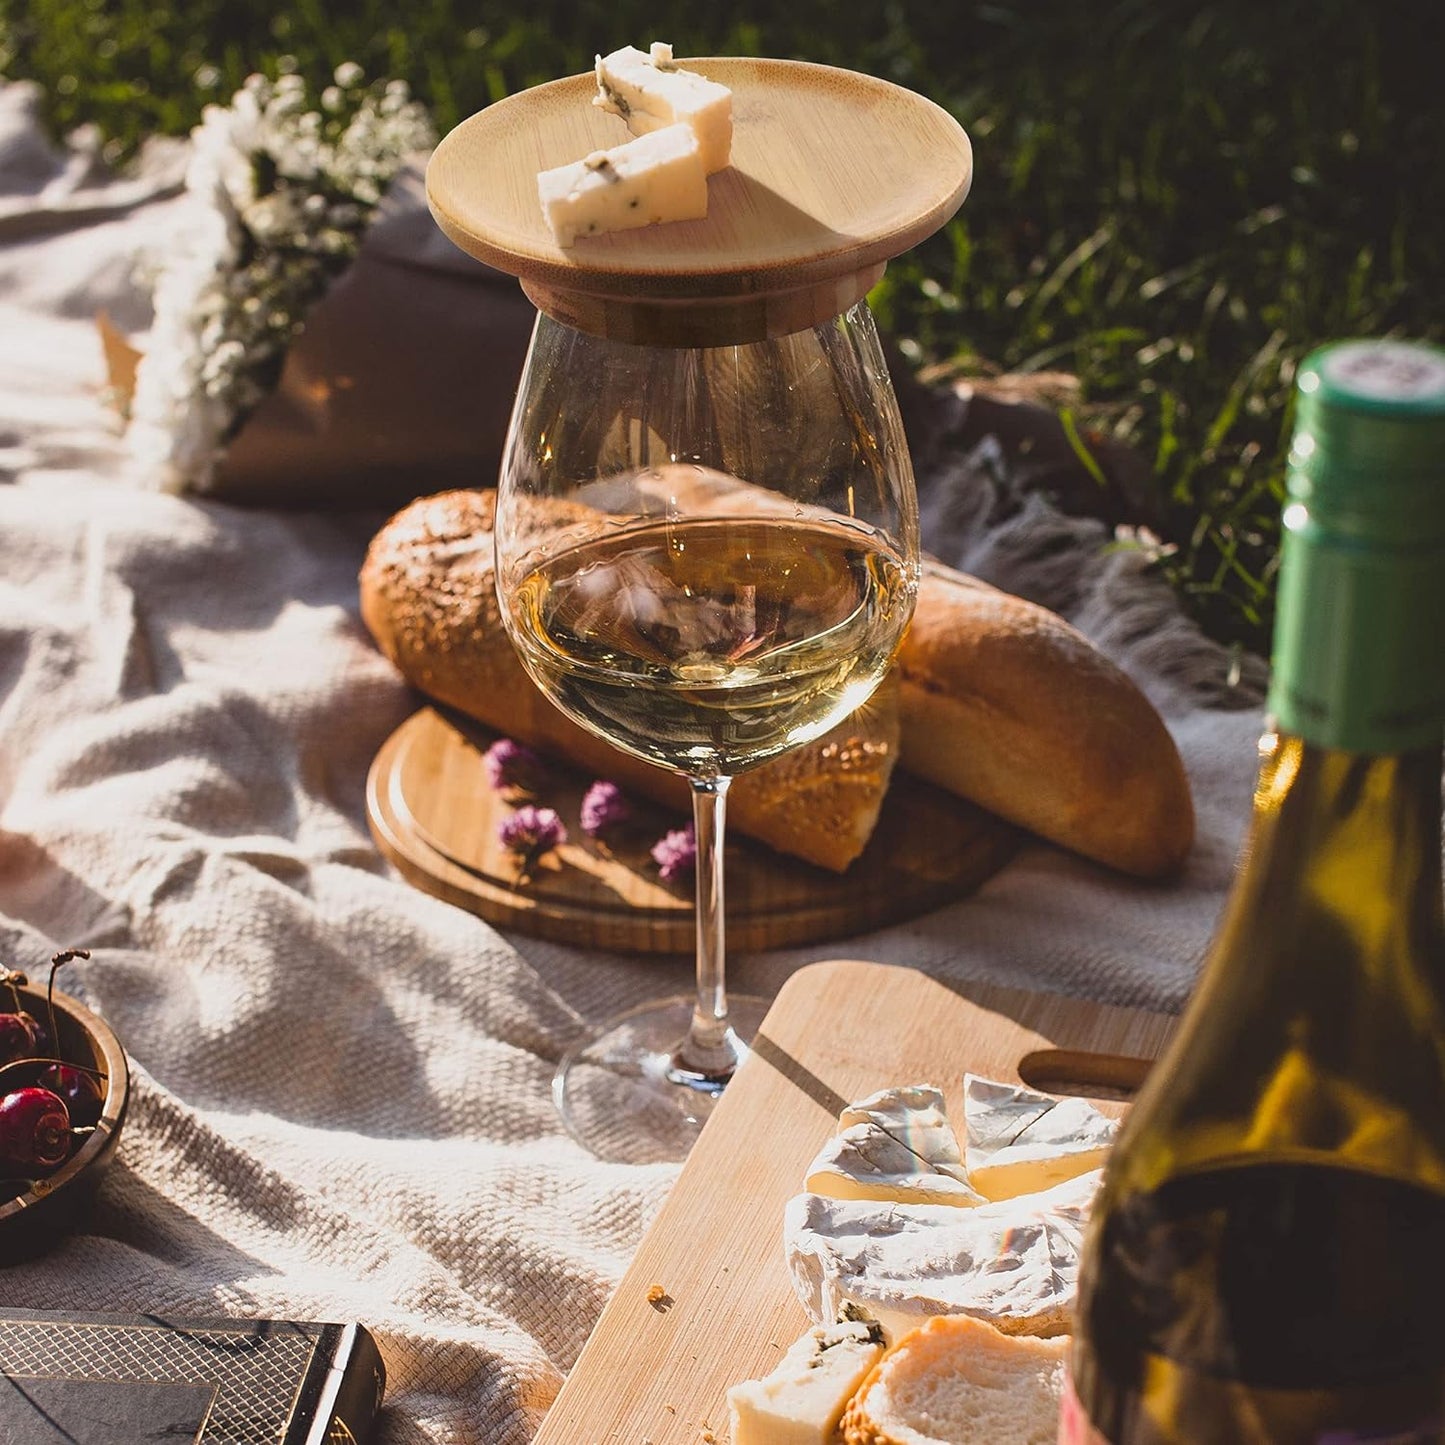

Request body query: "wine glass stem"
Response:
[672, 774, 744, 1084]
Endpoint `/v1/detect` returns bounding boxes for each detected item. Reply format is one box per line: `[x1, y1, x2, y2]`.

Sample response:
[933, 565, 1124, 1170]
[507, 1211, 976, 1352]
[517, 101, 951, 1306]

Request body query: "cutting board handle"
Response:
[1017, 1047, 1154, 1103]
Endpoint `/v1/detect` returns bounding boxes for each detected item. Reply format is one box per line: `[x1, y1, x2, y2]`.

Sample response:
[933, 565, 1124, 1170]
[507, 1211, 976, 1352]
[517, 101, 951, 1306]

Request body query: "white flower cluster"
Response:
[126, 64, 436, 493]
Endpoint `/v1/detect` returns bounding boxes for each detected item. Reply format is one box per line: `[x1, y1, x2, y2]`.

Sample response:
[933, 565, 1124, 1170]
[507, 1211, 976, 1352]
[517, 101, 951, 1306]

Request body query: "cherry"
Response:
[36, 1063, 103, 1129]
[0, 967, 45, 1066]
[0, 1011, 42, 1066]
[0, 1086, 72, 1177]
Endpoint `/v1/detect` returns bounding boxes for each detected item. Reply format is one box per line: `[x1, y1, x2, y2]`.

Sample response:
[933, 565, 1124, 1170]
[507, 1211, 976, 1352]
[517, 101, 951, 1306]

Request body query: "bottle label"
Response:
[1061, 1370, 1441, 1444]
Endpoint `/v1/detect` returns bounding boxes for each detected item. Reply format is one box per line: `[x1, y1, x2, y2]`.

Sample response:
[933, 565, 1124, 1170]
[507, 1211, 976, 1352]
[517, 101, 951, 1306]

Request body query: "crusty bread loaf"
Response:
[359, 489, 900, 873]
[841, 1315, 1069, 1445]
[896, 563, 1194, 877]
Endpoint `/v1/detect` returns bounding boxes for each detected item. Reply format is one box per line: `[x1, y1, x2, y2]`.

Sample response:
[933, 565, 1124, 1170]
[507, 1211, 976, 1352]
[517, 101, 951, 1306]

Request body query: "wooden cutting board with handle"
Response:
[532, 958, 1176, 1445]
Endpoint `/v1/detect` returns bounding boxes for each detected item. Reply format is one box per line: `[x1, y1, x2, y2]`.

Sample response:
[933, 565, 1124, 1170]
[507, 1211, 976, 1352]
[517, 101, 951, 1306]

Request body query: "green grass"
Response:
[4, 0, 1441, 654]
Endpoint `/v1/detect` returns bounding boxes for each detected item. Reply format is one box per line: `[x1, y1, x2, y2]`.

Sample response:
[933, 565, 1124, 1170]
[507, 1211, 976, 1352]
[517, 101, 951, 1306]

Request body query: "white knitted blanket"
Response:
[0, 81, 1266, 1442]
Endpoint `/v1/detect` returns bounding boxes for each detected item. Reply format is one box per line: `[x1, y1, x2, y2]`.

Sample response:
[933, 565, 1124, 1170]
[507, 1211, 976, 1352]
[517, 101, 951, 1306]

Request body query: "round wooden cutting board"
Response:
[367, 707, 1022, 954]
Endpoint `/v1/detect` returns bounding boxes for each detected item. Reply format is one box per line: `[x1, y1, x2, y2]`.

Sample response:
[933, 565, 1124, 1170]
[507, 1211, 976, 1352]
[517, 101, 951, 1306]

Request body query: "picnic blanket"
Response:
[0, 79, 1267, 1442]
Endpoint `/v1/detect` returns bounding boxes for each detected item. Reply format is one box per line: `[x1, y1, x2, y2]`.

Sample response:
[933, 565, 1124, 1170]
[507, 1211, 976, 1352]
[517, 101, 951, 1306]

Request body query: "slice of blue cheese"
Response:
[593, 42, 733, 174]
[536, 123, 707, 248]
[805, 1084, 987, 1207]
[726, 1319, 885, 1445]
[963, 1074, 1118, 1202]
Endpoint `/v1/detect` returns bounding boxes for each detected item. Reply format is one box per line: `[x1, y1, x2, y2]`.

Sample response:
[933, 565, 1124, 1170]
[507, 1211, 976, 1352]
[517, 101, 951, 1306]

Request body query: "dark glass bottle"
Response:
[1065, 340, 1445, 1445]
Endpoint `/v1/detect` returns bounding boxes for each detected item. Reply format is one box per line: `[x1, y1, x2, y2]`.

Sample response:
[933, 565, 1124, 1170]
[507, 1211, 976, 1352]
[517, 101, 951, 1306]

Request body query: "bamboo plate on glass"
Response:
[366, 706, 1022, 954]
[426, 56, 973, 344]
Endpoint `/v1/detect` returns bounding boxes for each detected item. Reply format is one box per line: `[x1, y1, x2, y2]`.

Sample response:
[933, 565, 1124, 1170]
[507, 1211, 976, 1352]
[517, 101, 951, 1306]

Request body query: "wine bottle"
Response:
[1064, 339, 1445, 1445]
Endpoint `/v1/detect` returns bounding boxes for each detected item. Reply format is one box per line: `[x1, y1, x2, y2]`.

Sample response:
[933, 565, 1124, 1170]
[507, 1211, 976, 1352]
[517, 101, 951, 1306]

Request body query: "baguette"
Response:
[358, 489, 899, 873]
[632, 463, 1193, 875]
[896, 564, 1193, 878]
[840, 1315, 1069, 1445]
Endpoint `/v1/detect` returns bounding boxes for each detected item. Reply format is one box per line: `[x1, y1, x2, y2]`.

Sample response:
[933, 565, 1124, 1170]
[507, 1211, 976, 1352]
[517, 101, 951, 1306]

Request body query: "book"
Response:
[0, 1307, 385, 1444]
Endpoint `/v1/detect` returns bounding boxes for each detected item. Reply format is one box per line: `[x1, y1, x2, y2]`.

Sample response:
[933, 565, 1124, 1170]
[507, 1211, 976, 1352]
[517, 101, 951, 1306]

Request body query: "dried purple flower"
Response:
[651, 823, 697, 885]
[580, 779, 632, 838]
[499, 805, 568, 859]
[483, 737, 541, 791]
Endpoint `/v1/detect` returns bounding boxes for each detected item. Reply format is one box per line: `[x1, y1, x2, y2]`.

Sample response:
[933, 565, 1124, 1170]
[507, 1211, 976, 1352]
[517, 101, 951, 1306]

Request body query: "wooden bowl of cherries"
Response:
[0, 950, 129, 1255]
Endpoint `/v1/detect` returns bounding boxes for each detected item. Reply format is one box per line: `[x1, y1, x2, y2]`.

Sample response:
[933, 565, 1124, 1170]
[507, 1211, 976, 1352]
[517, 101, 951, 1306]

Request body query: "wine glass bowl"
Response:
[495, 298, 919, 1162]
[505, 469, 913, 780]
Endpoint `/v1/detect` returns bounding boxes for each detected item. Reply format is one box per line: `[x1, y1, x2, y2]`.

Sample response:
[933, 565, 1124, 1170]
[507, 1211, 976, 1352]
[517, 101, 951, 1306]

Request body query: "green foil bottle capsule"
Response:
[1064, 339, 1445, 1444]
[1269, 339, 1445, 753]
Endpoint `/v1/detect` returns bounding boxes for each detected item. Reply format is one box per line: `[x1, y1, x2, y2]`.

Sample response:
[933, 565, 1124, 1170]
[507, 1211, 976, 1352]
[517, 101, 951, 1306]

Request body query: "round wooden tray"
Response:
[426, 57, 973, 343]
[367, 707, 1021, 955]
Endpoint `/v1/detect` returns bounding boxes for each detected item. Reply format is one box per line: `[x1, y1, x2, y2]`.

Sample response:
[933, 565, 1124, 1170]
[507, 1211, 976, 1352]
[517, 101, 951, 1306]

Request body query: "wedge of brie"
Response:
[806, 1084, 986, 1207]
[783, 1169, 1102, 1343]
[726, 1319, 885, 1445]
[964, 1075, 1118, 1201]
[839, 1083, 955, 1139]
[593, 42, 733, 173]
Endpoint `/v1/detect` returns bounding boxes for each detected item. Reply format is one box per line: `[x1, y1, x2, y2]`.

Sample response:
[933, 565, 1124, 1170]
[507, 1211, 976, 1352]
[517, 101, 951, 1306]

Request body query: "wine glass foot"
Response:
[553, 993, 772, 1165]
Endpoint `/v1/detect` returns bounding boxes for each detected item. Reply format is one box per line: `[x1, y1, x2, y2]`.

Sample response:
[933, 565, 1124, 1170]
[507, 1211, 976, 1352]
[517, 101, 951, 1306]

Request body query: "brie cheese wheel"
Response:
[806, 1084, 986, 1207]
[783, 1169, 1102, 1343]
[726, 1319, 885, 1445]
[593, 43, 733, 173]
[537, 124, 707, 248]
[964, 1075, 1118, 1201]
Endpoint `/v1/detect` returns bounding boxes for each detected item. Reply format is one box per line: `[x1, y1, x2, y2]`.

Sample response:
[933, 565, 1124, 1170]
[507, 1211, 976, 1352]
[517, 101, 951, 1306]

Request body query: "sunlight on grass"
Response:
[3, 0, 1439, 653]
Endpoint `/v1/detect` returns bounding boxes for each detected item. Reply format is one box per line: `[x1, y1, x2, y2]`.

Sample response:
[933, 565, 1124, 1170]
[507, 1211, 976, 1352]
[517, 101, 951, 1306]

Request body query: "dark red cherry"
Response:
[37, 1063, 103, 1129]
[0, 1086, 72, 1176]
[0, 1012, 42, 1067]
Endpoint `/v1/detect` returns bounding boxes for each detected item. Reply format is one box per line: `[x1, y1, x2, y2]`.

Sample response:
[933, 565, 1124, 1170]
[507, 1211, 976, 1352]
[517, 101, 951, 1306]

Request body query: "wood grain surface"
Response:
[367, 707, 1023, 954]
[425, 57, 972, 342]
[531, 958, 1175, 1445]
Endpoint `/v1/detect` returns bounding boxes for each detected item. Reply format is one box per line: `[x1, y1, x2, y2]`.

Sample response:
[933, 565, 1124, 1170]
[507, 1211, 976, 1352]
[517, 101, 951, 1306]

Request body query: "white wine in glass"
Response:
[495, 299, 919, 1163]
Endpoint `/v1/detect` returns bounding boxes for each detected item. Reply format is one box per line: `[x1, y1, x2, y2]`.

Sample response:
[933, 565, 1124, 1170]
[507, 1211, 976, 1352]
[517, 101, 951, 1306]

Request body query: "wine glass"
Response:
[494, 297, 919, 1163]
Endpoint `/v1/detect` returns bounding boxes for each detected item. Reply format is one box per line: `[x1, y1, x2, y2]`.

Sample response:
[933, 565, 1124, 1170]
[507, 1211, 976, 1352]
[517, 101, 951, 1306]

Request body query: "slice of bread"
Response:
[840, 1315, 1069, 1445]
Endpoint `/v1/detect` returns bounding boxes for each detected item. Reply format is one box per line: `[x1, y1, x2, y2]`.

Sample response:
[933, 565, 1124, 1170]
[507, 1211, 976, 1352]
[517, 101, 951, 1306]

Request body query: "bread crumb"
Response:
[645, 1283, 673, 1312]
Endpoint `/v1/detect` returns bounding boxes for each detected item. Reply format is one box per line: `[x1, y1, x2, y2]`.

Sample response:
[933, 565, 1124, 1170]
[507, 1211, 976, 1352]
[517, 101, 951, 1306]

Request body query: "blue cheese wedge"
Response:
[536, 123, 707, 248]
[783, 1169, 1103, 1344]
[593, 42, 733, 174]
[726, 1319, 885, 1445]
[806, 1084, 986, 1207]
[964, 1075, 1118, 1202]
